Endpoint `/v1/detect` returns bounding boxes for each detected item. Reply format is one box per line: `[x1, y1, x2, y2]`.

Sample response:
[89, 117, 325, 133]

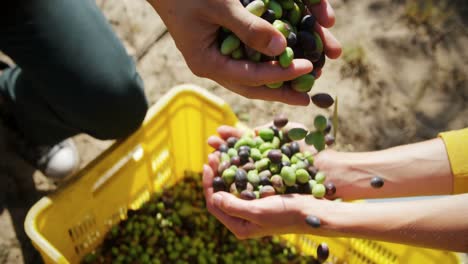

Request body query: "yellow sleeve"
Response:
[439, 128, 468, 194]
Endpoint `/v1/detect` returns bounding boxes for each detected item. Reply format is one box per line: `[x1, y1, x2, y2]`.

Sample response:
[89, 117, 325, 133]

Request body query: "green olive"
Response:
[246, 0, 267, 17]
[269, 1, 283, 19]
[315, 171, 326, 184]
[295, 169, 309, 184]
[288, 3, 301, 26]
[220, 34, 241, 55]
[312, 183, 326, 198]
[266, 82, 283, 89]
[222, 168, 236, 186]
[273, 20, 291, 38]
[231, 47, 244, 60]
[280, 166, 296, 186]
[279, 47, 294, 68]
[259, 128, 275, 141]
[291, 74, 315, 93]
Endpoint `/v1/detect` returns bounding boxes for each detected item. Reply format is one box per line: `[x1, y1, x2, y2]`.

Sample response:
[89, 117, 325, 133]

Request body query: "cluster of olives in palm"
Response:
[219, 0, 325, 92]
[212, 114, 337, 201]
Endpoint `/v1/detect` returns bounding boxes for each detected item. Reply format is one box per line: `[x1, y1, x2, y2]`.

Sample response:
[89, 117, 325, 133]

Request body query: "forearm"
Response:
[299, 194, 468, 252]
[318, 138, 453, 200]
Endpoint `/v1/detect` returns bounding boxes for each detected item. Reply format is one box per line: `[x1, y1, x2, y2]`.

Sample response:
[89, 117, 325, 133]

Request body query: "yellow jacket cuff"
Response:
[439, 128, 468, 194]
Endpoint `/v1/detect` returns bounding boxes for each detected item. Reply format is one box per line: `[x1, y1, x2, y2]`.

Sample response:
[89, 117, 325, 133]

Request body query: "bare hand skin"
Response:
[148, 0, 342, 105]
[203, 125, 468, 252]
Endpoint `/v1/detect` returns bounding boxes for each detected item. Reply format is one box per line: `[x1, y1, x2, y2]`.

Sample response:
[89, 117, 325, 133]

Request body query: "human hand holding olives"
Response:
[147, 0, 341, 106]
[203, 154, 335, 239]
[203, 125, 336, 239]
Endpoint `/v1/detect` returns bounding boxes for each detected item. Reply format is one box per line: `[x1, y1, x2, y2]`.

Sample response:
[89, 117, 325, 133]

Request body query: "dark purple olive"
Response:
[234, 169, 248, 191]
[226, 137, 238, 148]
[269, 126, 280, 137]
[281, 145, 292, 157]
[290, 142, 300, 155]
[304, 51, 321, 63]
[311, 68, 321, 78]
[281, 160, 291, 167]
[240, 190, 257, 200]
[307, 166, 318, 179]
[325, 182, 336, 196]
[241, 0, 253, 7]
[231, 156, 241, 166]
[241, 162, 256, 171]
[259, 174, 272, 186]
[324, 119, 332, 134]
[311, 93, 335, 109]
[213, 177, 226, 193]
[300, 15, 316, 33]
[268, 149, 283, 164]
[313, 52, 326, 69]
[292, 46, 304, 59]
[298, 182, 312, 194]
[317, 243, 329, 262]
[287, 32, 297, 47]
[218, 143, 229, 153]
[297, 31, 316, 52]
[325, 134, 335, 146]
[273, 114, 289, 128]
[370, 176, 384, 188]
[285, 184, 299, 194]
[235, 169, 247, 183]
[261, 9, 276, 23]
[238, 150, 250, 164]
[305, 215, 321, 228]
[239, 146, 251, 153]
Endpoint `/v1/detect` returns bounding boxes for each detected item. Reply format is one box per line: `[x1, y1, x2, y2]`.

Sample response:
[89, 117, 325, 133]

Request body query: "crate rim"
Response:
[24, 84, 230, 263]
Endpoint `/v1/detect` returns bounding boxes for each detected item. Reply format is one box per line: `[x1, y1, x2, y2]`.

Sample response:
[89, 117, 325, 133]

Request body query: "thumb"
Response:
[220, 2, 286, 56]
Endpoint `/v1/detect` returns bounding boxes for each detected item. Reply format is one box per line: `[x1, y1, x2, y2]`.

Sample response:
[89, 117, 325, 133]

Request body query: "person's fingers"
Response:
[212, 191, 261, 223]
[220, 81, 311, 106]
[203, 164, 216, 197]
[203, 165, 260, 239]
[315, 25, 342, 59]
[217, 125, 244, 140]
[208, 136, 226, 150]
[218, 2, 286, 56]
[307, 0, 336, 28]
[208, 152, 221, 175]
[210, 54, 313, 87]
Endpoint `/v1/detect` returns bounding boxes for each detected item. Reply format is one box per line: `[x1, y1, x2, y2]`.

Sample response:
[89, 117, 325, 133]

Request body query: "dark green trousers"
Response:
[0, 0, 149, 145]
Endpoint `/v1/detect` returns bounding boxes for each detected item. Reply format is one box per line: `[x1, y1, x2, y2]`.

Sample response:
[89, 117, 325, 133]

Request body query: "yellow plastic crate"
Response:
[24, 84, 461, 264]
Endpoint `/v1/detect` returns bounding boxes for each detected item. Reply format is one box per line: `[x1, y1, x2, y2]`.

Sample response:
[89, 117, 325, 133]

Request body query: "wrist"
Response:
[297, 199, 350, 237]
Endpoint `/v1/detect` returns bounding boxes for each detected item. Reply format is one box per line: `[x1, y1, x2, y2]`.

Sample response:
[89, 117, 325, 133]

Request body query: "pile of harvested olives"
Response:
[82, 175, 329, 264]
[212, 113, 337, 201]
[219, 0, 325, 92]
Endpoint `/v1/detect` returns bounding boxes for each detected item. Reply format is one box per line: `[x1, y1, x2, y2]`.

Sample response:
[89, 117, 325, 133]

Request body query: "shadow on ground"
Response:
[0, 123, 47, 264]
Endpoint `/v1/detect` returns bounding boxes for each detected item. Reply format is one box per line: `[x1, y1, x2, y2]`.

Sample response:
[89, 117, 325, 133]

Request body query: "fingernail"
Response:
[267, 35, 285, 55]
[213, 193, 222, 207]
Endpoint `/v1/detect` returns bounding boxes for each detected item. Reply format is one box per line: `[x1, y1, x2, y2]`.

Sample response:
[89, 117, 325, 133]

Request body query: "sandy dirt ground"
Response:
[0, 0, 467, 263]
